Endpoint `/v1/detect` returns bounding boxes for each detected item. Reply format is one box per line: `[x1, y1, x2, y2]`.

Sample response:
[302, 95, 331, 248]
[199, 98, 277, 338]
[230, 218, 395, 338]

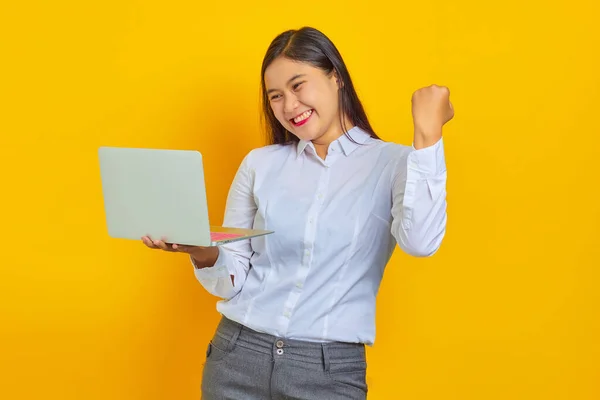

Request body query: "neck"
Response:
[312, 117, 354, 160]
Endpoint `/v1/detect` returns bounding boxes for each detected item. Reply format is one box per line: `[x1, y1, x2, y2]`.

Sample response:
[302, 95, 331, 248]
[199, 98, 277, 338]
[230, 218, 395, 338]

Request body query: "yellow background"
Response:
[1, 0, 599, 399]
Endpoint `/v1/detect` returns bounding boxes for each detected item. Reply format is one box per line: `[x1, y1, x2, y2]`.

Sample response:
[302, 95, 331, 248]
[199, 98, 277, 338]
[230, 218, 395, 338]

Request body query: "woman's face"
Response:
[264, 57, 342, 144]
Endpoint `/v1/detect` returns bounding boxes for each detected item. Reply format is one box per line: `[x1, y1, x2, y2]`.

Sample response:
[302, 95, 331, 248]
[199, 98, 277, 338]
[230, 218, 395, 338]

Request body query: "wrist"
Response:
[191, 247, 219, 269]
[413, 127, 442, 150]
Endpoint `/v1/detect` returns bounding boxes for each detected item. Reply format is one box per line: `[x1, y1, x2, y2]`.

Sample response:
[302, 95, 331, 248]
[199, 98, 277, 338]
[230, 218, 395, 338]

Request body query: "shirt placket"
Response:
[277, 157, 331, 334]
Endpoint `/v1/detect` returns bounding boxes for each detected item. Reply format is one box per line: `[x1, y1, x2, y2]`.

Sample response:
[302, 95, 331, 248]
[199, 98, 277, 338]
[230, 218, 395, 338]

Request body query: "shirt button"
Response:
[284, 311, 291, 318]
[296, 282, 303, 288]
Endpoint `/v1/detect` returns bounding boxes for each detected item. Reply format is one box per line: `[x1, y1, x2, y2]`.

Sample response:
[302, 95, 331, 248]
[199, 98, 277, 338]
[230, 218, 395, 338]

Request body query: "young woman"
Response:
[143, 26, 453, 399]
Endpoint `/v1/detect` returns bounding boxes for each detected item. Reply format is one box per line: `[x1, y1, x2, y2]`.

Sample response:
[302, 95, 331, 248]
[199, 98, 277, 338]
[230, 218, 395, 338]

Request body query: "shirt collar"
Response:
[296, 126, 372, 158]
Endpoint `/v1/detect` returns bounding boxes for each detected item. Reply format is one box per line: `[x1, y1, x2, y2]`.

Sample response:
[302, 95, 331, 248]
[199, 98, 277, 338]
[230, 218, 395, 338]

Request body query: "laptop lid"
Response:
[98, 146, 214, 246]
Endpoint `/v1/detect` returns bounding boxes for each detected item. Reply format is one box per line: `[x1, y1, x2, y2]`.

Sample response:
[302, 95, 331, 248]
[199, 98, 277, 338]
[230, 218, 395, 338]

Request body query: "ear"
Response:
[332, 70, 344, 89]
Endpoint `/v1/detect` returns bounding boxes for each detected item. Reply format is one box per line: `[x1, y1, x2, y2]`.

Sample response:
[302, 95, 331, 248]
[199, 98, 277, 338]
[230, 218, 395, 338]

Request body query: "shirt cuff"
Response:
[192, 247, 232, 280]
[409, 137, 446, 176]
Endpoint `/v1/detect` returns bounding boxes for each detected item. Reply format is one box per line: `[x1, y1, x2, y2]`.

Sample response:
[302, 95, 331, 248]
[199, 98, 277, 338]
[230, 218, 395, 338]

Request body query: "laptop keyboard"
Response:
[210, 232, 244, 241]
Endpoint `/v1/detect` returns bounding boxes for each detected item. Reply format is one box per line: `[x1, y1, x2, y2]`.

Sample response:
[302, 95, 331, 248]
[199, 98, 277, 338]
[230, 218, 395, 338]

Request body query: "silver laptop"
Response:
[98, 146, 273, 246]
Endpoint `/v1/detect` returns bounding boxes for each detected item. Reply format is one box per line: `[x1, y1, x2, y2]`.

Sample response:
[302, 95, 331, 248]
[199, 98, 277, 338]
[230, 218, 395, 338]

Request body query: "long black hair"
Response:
[260, 27, 380, 145]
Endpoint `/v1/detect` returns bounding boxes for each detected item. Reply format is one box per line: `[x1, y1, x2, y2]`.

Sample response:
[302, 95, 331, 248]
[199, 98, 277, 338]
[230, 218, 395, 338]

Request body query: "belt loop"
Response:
[226, 320, 242, 352]
[321, 344, 330, 372]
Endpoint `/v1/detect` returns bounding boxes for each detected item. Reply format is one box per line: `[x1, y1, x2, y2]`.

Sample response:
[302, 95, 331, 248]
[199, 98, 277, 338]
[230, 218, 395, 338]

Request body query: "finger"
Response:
[142, 236, 159, 249]
[153, 239, 170, 251]
[172, 243, 194, 253]
[160, 237, 180, 252]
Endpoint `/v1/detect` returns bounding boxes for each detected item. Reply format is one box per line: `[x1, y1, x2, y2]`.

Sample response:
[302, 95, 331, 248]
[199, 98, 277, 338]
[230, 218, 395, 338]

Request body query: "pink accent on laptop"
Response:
[210, 232, 244, 241]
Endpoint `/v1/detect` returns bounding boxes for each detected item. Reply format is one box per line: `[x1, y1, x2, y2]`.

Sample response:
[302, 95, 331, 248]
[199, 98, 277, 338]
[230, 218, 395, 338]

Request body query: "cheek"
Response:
[297, 91, 316, 109]
[299, 86, 334, 116]
[271, 104, 289, 125]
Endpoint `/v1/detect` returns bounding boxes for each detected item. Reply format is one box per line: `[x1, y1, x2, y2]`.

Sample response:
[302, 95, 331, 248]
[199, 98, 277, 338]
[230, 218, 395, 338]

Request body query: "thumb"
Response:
[171, 243, 191, 252]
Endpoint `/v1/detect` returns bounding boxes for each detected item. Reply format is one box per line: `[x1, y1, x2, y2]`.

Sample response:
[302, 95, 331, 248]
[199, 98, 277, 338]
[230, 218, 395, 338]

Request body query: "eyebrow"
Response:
[266, 74, 306, 94]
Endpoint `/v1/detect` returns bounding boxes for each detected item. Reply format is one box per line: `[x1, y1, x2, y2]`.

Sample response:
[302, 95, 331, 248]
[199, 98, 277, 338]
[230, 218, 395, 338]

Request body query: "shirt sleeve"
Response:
[390, 137, 448, 257]
[192, 152, 256, 298]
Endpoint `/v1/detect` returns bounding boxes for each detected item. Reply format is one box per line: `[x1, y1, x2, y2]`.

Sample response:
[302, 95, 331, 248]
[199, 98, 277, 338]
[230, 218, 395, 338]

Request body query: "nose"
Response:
[283, 94, 298, 115]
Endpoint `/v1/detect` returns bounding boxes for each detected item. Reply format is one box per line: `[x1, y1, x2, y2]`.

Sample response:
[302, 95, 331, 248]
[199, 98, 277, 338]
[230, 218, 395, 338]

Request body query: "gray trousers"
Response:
[201, 317, 368, 399]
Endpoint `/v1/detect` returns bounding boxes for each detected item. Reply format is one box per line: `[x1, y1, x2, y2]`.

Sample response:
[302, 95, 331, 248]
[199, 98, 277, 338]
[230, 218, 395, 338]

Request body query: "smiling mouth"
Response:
[290, 109, 313, 127]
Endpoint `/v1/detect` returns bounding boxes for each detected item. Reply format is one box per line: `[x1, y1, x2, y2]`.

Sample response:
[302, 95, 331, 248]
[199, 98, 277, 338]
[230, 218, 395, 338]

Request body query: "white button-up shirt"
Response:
[193, 126, 447, 345]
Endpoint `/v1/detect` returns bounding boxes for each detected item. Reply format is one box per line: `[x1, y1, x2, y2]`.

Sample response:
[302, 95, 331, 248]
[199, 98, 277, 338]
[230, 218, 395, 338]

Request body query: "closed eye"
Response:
[292, 81, 304, 90]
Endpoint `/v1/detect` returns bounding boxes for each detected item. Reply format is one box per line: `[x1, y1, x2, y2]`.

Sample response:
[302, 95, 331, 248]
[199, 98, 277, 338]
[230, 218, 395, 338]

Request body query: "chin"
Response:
[284, 109, 322, 142]
[290, 127, 322, 142]
[288, 122, 323, 142]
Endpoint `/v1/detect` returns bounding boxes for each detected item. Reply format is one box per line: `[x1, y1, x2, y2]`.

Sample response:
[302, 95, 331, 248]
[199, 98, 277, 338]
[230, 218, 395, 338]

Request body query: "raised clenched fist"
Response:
[411, 84, 454, 149]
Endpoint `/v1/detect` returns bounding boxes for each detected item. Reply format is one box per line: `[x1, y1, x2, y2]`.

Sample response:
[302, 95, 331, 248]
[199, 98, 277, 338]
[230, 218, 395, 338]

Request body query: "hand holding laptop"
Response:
[141, 235, 219, 269]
